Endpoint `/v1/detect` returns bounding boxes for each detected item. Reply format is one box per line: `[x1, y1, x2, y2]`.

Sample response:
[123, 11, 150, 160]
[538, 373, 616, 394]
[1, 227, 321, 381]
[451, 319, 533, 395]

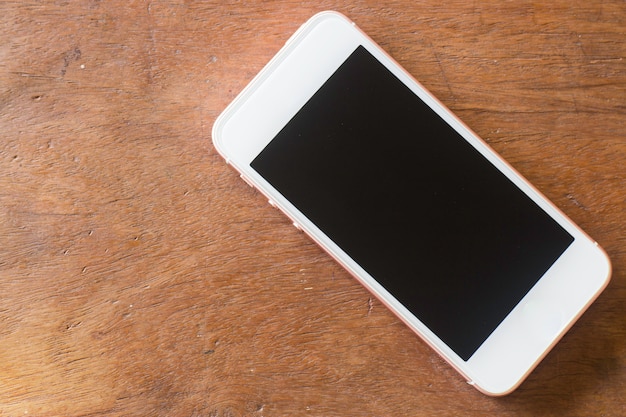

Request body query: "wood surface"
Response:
[0, 1, 624, 416]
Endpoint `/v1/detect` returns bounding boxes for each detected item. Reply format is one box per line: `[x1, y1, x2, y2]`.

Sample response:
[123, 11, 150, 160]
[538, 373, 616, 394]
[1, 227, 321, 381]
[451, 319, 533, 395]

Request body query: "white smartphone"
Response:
[212, 11, 611, 395]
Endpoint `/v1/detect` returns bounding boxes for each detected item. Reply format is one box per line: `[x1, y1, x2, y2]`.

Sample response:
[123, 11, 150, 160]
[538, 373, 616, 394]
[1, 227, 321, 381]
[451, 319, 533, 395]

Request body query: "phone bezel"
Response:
[212, 11, 611, 395]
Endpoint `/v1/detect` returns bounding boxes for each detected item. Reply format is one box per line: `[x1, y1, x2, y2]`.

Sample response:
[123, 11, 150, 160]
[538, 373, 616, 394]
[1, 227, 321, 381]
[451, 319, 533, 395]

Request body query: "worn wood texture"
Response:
[0, 1, 624, 416]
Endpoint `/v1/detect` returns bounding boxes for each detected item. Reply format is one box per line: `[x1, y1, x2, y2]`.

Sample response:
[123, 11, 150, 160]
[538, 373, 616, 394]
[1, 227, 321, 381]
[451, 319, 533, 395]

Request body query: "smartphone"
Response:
[211, 11, 611, 395]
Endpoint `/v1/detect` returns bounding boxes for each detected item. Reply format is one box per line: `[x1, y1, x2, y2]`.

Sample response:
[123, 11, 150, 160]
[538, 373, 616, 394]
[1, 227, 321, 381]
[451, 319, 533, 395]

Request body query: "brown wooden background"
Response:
[1, 1, 624, 416]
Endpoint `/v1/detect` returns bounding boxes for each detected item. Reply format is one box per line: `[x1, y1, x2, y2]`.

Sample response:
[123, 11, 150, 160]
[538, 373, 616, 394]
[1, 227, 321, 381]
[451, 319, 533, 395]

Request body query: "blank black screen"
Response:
[251, 46, 573, 360]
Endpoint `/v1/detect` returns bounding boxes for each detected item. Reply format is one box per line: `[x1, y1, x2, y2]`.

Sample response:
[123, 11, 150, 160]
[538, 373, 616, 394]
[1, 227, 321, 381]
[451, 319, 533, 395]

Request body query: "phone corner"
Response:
[210, 113, 230, 161]
[310, 10, 350, 22]
[594, 241, 613, 286]
[469, 378, 523, 397]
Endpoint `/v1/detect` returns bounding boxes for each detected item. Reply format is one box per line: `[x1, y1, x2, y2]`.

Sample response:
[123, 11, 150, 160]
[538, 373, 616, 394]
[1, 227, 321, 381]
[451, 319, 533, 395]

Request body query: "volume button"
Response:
[240, 174, 254, 188]
[268, 199, 277, 208]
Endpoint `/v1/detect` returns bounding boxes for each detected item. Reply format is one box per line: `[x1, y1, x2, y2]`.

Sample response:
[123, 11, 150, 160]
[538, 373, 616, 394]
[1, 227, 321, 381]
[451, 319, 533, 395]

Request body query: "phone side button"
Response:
[268, 199, 277, 208]
[292, 222, 303, 232]
[240, 174, 254, 188]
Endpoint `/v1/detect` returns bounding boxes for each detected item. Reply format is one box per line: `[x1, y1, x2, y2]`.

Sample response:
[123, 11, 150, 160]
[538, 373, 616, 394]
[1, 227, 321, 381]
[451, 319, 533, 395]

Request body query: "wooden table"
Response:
[1, 1, 624, 415]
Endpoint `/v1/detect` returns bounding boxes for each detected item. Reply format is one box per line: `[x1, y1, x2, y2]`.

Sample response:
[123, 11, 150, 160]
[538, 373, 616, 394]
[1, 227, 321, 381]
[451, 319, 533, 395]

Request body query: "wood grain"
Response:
[0, 1, 624, 416]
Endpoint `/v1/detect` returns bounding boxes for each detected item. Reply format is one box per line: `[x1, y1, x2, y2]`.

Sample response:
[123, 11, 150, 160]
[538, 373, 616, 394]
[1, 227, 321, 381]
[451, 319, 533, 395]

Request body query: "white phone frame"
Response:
[212, 11, 611, 395]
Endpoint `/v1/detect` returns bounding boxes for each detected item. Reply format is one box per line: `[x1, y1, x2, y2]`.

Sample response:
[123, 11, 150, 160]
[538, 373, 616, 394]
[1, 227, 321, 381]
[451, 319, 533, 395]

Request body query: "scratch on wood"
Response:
[566, 193, 589, 211]
[433, 49, 455, 100]
[65, 321, 83, 330]
[61, 47, 82, 76]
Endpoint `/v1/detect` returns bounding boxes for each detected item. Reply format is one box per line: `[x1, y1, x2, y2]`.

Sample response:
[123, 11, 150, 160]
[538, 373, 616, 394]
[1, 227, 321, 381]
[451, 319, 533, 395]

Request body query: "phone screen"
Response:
[251, 45, 573, 361]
